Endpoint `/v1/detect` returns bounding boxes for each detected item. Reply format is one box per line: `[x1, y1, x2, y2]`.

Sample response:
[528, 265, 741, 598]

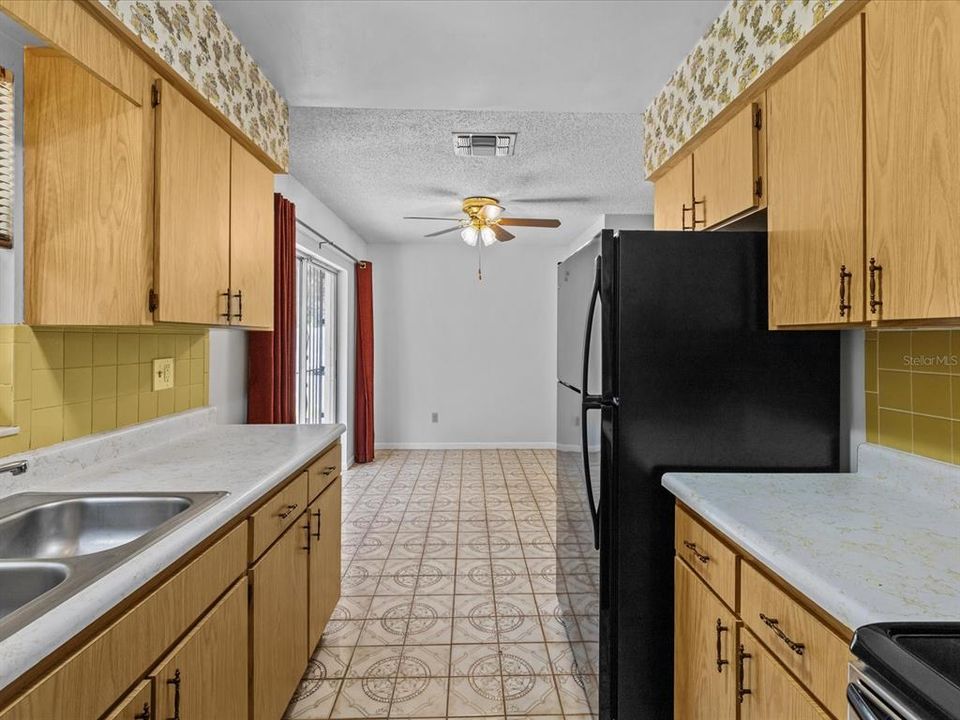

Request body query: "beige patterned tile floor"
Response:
[285, 449, 596, 720]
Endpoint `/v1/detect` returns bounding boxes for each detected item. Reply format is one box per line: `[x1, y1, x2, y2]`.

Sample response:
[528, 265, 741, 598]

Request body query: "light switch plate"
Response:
[153, 357, 174, 391]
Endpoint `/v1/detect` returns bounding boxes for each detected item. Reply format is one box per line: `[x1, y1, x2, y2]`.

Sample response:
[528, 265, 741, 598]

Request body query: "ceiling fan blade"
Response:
[510, 196, 592, 204]
[404, 216, 462, 221]
[423, 225, 463, 238]
[491, 224, 515, 242]
[498, 217, 561, 228]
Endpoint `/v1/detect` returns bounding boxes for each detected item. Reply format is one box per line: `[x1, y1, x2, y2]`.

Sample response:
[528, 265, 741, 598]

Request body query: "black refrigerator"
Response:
[556, 229, 840, 720]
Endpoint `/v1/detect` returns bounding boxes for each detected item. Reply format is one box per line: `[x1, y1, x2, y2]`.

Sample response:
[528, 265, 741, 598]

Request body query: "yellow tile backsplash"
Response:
[0, 325, 209, 457]
[866, 329, 960, 464]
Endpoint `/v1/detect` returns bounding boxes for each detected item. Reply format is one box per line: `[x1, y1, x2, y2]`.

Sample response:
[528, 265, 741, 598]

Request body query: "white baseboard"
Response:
[374, 441, 557, 450]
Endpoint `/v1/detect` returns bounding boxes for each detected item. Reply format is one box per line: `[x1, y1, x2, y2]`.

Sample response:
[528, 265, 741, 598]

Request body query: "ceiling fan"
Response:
[404, 196, 561, 245]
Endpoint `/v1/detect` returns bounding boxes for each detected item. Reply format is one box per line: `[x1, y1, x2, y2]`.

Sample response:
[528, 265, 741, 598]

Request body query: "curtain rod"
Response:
[295, 217, 366, 267]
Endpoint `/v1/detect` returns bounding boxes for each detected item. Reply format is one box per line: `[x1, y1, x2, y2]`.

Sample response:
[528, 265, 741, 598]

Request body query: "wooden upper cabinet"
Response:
[154, 78, 231, 325]
[151, 578, 248, 720]
[653, 154, 693, 230]
[229, 140, 274, 329]
[308, 476, 342, 651]
[24, 49, 151, 326]
[250, 518, 309, 720]
[674, 558, 737, 720]
[866, 0, 960, 322]
[692, 98, 765, 229]
[739, 628, 831, 720]
[767, 16, 864, 328]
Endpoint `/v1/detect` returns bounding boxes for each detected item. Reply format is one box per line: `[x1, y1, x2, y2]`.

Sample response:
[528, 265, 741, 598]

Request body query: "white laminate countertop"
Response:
[662, 443, 960, 633]
[0, 409, 345, 692]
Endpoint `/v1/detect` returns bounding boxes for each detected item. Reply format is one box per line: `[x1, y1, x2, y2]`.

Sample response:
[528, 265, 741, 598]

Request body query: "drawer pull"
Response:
[868, 257, 883, 314]
[737, 644, 752, 703]
[278, 503, 299, 520]
[838, 264, 852, 317]
[682, 540, 710, 563]
[759, 613, 806, 655]
[134, 703, 151, 720]
[715, 618, 729, 672]
[167, 669, 182, 720]
[321, 465, 336, 476]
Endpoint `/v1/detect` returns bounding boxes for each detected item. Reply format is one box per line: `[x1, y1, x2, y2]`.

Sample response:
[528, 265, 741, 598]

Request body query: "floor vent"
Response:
[453, 132, 517, 157]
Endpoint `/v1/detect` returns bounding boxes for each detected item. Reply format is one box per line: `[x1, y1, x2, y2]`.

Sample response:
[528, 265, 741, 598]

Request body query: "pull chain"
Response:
[477, 236, 483, 281]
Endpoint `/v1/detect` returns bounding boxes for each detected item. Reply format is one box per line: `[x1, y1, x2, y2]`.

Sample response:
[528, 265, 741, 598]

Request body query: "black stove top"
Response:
[851, 623, 960, 720]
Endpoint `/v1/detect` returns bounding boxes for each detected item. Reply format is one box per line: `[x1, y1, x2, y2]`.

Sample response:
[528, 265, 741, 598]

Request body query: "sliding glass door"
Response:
[295, 252, 338, 424]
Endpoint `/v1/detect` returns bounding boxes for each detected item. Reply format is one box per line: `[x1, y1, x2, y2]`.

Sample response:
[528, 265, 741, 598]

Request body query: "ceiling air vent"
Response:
[453, 132, 517, 157]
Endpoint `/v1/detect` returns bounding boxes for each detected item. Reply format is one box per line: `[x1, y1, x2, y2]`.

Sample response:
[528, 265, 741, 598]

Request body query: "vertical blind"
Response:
[0, 67, 13, 249]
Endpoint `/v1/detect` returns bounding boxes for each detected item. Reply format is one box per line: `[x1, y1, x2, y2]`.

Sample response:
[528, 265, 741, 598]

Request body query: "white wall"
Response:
[370, 240, 563, 448]
[274, 174, 370, 464]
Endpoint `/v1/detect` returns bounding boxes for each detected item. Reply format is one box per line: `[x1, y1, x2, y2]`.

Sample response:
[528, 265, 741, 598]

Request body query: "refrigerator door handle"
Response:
[580, 256, 602, 550]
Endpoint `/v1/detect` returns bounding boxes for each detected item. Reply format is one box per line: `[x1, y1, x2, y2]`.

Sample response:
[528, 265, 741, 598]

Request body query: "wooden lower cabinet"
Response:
[673, 558, 737, 720]
[151, 578, 248, 720]
[101, 680, 152, 720]
[739, 628, 831, 720]
[308, 477, 342, 651]
[250, 516, 310, 720]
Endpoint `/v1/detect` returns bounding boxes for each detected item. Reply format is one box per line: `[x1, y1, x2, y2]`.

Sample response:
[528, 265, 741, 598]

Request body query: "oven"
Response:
[848, 663, 929, 720]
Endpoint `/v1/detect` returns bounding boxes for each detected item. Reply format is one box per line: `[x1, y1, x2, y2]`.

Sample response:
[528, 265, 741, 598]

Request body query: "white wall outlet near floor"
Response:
[153, 357, 174, 391]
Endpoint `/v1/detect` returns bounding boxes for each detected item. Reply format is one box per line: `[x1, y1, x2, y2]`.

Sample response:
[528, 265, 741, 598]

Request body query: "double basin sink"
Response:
[0, 491, 224, 641]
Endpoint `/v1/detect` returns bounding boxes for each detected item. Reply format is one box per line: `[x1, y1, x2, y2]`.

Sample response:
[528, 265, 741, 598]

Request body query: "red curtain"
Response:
[355, 261, 375, 462]
[247, 194, 297, 424]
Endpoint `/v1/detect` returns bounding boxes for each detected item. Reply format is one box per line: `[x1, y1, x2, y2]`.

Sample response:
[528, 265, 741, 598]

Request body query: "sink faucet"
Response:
[0, 460, 27, 476]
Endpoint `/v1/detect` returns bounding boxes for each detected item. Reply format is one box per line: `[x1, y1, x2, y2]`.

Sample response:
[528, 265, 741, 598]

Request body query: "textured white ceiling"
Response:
[215, 0, 725, 246]
[289, 107, 647, 245]
[214, 0, 727, 114]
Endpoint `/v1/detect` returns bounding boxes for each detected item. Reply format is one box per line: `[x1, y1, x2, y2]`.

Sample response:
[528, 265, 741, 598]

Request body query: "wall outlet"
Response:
[431, 412, 439, 423]
[153, 357, 174, 391]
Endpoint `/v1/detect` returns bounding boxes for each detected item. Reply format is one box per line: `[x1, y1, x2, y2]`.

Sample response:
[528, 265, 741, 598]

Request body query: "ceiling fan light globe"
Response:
[460, 226, 479, 246]
[480, 204, 504, 222]
[480, 226, 497, 246]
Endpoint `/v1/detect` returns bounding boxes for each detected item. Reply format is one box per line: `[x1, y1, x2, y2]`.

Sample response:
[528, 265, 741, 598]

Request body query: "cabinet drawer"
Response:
[308, 442, 341, 502]
[740, 561, 849, 719]
[249, 471, 309, 562]
[675, 506, 738, 608]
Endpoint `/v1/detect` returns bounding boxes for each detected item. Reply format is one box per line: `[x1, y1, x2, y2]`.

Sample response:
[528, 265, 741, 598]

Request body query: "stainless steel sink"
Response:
[0, 492, 225, 641]
[0, 562, 69, 621]
[0, 495, 194, 558]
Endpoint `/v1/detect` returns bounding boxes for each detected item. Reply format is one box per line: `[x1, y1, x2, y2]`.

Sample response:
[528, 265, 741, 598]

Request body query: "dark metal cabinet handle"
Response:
[167, 669, 181, 720]
[302, 521, 311, 551]
[321, 465, 336, 476]
[232, 289, 243, 323]
[313, 509, 322, 541]
[220, 289, 232, 321]
[278, 503, 298, 520]
[868, 258, 883, 314]
[839, 265, 852, 317]
[759, 613, 805, 655]
[133, 703, 151, 720]
[682, 540, 710, 564]
[737, 645, 752, 704]
[715, 619, 729, 672]
[692, 198, 706, 228]
[681, 204, 693, 231]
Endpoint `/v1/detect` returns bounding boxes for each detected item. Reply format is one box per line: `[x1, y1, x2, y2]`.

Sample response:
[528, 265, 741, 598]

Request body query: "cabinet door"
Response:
[653, 155, 693, 230]
[739, 628, 830, 720]
[866, 0, 960, 321]
[692, 100, 764, 229]
[151, 578, 248, 720]
[24, 49, 151, 326]
[154, 78, 231, 325]
[250, 515, 310, 720]
[308, 476, 342, 651]
[101, 680, 152, 720]
[229, 140, 274, 329]
[674, 558, 736, 720]
[767, 16, 864, 327]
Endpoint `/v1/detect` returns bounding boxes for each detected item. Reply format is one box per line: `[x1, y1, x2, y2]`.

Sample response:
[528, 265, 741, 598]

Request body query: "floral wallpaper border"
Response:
[99, 0, 289, 170]
[643, 0, 841, 177]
